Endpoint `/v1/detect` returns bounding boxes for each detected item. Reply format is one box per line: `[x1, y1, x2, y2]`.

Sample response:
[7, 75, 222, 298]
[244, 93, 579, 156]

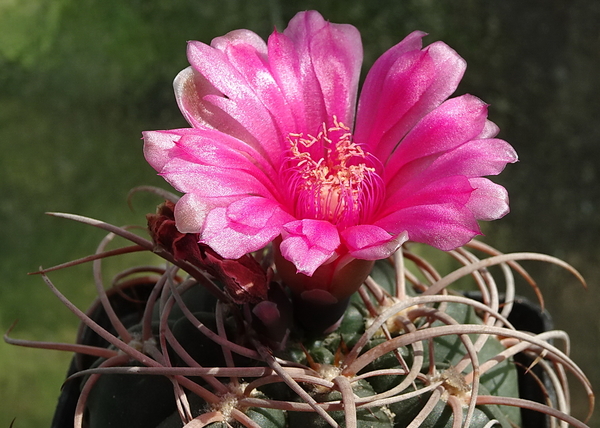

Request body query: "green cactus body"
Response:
[79, 258, 522, 428]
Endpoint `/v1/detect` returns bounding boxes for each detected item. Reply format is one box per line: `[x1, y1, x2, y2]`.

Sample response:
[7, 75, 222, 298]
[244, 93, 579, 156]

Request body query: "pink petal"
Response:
[355, 37, 466, 160]
[267, 31, 316, 134]
[159, 156, 271, 198]
[353, 30, 425, 140]
[143, 129, 188, 172]
[269, 10, 362, 133]
[174, 67, 222, 129]
[356, 48, 435, 152]
[385, 94, 490, 184]
[341, 225, 408, 260]
[173, 67, 204, 128]
[144, 127, 271, 175]
[173, 67, 267, 152]
[210, 30, 297, 135]
[296, 13, 362, 127]
[467, 178, 510, 221]
[171, 128, 278, 185]
[386, 138, 517, 200]
[380, 175, 474, 219]
[186, 39, 283, 162]
[376, 202, 481, 251]
[225, 196, 294, 235]
[375, 174, 483, 250]
[433, 138, 518, 178]
[148, 129, 280, 200]
[279, 219, 341, 276]
[200, 197, 292, 259]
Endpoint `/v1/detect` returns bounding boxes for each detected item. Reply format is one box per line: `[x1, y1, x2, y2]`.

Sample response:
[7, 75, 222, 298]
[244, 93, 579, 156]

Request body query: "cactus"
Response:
[5, 11, 595, 427]
[5, 195, 593, 428]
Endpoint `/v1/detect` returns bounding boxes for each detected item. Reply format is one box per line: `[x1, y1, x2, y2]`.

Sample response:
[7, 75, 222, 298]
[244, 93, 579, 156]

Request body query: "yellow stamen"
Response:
[285, 117, 378, 226]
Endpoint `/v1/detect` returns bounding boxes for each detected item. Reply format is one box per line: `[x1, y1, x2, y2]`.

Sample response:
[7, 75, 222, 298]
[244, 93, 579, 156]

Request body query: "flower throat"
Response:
[283, 117, 383, 228]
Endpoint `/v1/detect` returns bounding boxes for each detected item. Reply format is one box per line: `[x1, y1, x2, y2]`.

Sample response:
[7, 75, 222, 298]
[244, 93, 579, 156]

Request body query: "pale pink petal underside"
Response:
[467, 177, 510, 221]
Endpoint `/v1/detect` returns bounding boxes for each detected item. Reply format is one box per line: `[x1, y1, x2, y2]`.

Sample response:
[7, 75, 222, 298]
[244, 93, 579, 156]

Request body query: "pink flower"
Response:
[143, 11, 517, 298]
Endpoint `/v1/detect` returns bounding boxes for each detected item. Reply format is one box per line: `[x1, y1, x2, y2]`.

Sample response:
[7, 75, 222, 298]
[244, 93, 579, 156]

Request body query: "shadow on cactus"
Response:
[4, 187, 594, 428]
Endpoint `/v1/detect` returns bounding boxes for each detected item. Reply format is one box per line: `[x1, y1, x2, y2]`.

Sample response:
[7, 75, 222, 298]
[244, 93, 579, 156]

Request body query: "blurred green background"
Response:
[1, 0, 598, 426]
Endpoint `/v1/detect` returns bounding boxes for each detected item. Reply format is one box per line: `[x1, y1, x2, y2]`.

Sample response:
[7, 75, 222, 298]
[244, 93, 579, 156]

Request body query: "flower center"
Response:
[283, 117, 382, 228]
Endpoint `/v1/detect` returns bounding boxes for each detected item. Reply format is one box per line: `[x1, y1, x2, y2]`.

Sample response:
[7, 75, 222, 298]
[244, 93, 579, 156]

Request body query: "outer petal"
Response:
[353, 30, 425, 141]
[341, 225, 408, 259]
[385, 137, 517, 204]
[429, 138, 518, 178]
[356, 47, 435, 154]
[174, 67, 266, 152]
[280, 219, 341, 276]
[355, 38, 466, 161]
[146, 129, 282, 201]
[384, 94, 491, 185]
[160, 158, 271, 198]
[174, 67, 223, 129]
[186, 37, 284, 163]
[174, 191, 277, 235]
[467, 178, 510, 221]
[383, 175, 474, 216]
[267, 31, 316, 134]
[169, 128, 279, 186]
[376, 203, 481, 251]
[200, 197, 294, 259]
[375, 176, 481, 250]
[144, 127, 272, 175]
[174, 192, 222, 234]
[143, 129, 188, 173]
[225, 196, 294, 235]
[478, 120, 500, 139]
[210, 30, 297, 135]
[269, 10, 362, 133]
